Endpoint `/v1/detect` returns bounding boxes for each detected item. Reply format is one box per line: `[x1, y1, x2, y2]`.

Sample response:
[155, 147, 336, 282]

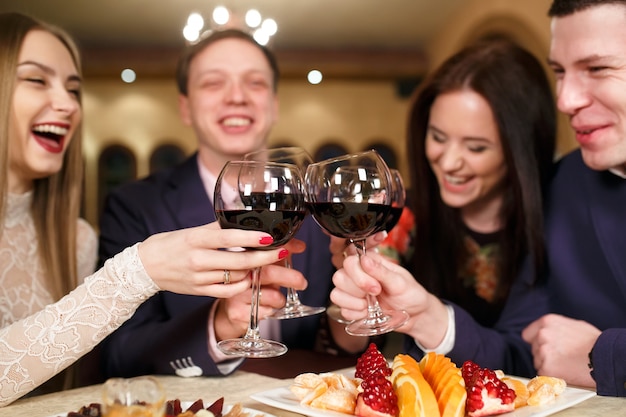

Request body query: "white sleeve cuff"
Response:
[413, 304, 455, 355]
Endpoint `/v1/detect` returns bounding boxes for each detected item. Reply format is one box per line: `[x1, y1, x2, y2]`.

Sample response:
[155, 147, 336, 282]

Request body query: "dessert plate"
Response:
[250, 376, 596, 417]
[53, 402, 274, 417]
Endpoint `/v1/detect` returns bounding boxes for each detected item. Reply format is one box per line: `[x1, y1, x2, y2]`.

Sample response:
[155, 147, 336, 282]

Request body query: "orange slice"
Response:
[392, 354, 440, 417]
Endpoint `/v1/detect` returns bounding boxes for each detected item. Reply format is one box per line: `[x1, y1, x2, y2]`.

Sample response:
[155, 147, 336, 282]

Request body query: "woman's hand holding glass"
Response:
[305, 150, 408, 336]
[331, 250, 451, 349]
[137, 222, 289, 298]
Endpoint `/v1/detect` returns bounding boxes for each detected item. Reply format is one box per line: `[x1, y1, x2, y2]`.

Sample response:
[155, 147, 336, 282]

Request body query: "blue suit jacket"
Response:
[541, 150, 626, 396]
[406, 150, 626, 396]
[98, 154, 334, 378]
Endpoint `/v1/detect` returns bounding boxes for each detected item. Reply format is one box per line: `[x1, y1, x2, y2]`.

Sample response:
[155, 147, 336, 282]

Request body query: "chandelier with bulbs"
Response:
[183, 6, 278, 45]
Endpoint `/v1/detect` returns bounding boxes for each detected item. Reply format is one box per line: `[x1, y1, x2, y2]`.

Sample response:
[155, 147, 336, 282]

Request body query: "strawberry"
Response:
[462, 361, 516, 417]
[355, 369, 399, 417]
[356, 343, 391, 379]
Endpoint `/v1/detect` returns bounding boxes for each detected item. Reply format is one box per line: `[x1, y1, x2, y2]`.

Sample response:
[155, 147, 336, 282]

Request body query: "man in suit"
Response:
[98, 29, 365, 378]
[519, 0, 626, 397]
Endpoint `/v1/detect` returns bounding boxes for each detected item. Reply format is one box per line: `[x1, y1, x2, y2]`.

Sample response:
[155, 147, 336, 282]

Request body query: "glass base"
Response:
[217, 338, 288, 358]
[345, 309, 409, 336]
[268, 304, 326, 320]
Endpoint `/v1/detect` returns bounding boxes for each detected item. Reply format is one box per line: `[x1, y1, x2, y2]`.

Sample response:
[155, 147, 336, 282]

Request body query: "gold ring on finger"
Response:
[223, 269, 231, 284]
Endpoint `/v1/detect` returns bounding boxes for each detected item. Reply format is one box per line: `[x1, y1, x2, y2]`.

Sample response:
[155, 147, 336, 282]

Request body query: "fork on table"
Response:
[170, 357, 203, 377]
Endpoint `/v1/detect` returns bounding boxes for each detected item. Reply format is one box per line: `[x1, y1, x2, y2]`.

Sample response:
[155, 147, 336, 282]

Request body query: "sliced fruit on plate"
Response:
[462, 360, 516, 417]
[355, 368, 399, 417]
[526, 376, 566, 406]
[501, 377, 529, 408]
[356, 343, 392, 379]
[391, 354, 439, 417]
[418, 352, 466, 417]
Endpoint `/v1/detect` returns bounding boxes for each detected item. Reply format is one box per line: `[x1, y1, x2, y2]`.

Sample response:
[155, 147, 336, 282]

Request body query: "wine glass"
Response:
[305, 150, 409, 336]
[326, 168, 407, 324]
[214, 160, 307, 357]
[243, 147, 326, 319]
[382, 169, 407, 233]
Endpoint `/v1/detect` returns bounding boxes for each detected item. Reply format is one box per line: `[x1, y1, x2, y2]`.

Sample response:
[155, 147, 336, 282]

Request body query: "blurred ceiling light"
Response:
[187, 12, 204, 30]
[261, 19, 278, 36]
[184, 7, 277, 45]
[212, 6, 230, 25]
[183, 25, 200, 42]
[245, 9, 262, 28]
[307, 69, 323, 85]
[121, 68, 136, 83]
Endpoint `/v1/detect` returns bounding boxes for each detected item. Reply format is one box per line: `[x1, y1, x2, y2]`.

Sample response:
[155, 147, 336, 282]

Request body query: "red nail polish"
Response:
[259, 236, 274, 245]
[278, 249, 289, 260]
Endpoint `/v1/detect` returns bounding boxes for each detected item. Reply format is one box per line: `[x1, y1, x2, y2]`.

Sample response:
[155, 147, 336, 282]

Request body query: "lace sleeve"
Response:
[77, 218, 98, 282]
[0, 244, 160, 407]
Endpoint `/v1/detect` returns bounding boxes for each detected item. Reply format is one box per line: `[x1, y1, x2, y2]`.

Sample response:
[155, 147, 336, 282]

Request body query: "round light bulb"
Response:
[121, 69, 136, 83]
[187, 13, 204, 31]
[245, 9, 262, 28]
[307, 70, 323, 85]
[183, 25, 200, 42]
[212, 6, 230, 25]
[253, 30, 270, 45]
[261, 18, 278, 36]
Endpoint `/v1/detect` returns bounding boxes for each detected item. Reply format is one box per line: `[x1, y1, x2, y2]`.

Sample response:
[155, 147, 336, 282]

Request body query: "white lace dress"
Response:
[0, 193, 160, 407]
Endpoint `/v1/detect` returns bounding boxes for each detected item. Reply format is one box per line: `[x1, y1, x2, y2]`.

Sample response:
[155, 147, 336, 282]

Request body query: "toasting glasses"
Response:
[326, 167, 407, 324]
[243, 147, 326, 319]
[305, 150, 409, 336]
[214, 160, 306, 357]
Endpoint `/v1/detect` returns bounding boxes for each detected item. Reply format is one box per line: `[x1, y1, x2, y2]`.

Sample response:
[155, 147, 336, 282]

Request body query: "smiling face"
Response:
[9, 29, 81, 193]
[178, 37, 279, 174]
[549, 4, 626, 172]
[425, 90, 507, 231]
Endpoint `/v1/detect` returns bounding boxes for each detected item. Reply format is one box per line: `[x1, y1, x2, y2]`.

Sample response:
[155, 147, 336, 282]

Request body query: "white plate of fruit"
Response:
[250, 344, 596, 417]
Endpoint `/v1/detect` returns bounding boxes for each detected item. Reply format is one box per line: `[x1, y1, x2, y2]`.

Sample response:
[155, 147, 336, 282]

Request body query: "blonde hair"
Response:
[0, 12, 83, 300]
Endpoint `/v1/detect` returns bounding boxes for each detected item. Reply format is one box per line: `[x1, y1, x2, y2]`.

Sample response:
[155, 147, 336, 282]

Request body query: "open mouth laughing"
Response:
[32, 123, 68, 153]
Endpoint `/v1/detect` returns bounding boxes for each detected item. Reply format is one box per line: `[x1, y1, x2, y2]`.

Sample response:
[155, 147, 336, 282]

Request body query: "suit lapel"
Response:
[162, 153, 215, 229]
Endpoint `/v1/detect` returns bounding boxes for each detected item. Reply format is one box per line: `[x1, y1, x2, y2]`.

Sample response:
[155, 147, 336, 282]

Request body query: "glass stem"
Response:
[283, 255, 301, 309]
[351, 239, 387, 321]
[243, 266, 262, 341]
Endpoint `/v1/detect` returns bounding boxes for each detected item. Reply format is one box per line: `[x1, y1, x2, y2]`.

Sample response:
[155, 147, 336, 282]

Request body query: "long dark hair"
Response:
[407, 39, 555, 309]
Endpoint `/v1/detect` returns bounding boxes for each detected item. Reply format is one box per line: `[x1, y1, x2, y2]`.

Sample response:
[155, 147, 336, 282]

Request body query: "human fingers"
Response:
[259, 264, 307, 290]
[333, 255, 380, 296]
[329, 284, 368, 322]
[190, 222, 278, 249]
[521, 317, 543, 344]
[284, 238, 306, 255]
[256, 286, 288, 318]
[215, 294, 254, 340]
[138, 225, 288, 277]
[357, 252, 430, 314]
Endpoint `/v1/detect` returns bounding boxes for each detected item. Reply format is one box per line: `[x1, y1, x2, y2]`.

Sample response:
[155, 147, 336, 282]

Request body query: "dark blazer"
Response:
[406, 150, 626, 396]
[98, 154, 334, 378]
[541, 150, 626, 396]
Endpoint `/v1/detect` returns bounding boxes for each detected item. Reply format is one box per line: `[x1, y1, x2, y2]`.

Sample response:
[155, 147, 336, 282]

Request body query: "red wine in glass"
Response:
[244, 147, 326, 319]
[381, 169, 407, 232]
[305, 150, 409, 336]
[214, 160, 306, 357]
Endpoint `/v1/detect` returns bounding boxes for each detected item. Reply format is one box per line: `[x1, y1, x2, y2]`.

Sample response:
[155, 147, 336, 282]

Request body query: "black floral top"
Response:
[456, 228, 504, 327]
